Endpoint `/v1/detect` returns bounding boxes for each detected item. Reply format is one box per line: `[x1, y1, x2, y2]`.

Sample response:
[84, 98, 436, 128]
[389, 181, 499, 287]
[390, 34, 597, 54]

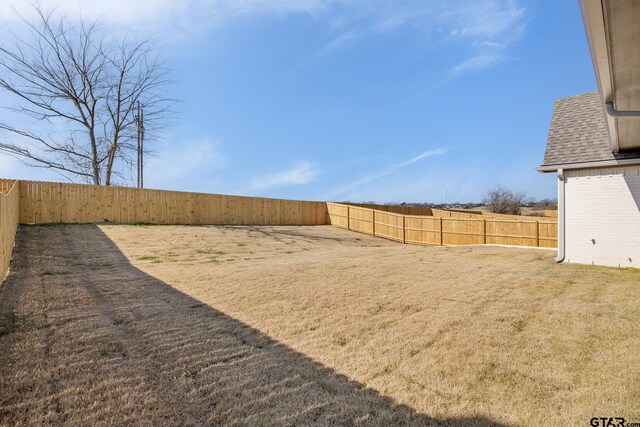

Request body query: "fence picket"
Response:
[327, 202, 557, 248]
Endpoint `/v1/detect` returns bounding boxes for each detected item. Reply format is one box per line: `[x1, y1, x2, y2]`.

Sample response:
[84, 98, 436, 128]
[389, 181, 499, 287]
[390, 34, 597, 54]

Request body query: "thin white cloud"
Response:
[321, 10, 415, 53]
[2, 0, 326, 24]
[446, 2, 526, 75]
[452, 51, 504, 74]
[145, 138, 228, 191]
[4, 0, 527, 72]
[337, 168, 482, 204]
[450, 39, 509, 74]
[347, 155, 379, 165]
[318, 1, 526, 74]
[439, 1, 525, 39]
[397, 148, 449, 167]
[246, 161, 319, 192]
[2, 0, 326, 43]
[325, 147, 449, 199]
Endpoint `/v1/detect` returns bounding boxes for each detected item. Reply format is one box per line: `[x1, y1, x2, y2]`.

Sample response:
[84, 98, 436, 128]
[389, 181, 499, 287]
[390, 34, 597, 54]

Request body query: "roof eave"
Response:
[536, 157, 640, 173]
[579, 0, 619, 152]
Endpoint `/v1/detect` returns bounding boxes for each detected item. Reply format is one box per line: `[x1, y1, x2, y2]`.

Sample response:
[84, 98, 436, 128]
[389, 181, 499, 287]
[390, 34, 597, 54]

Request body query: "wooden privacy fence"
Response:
[1, 180, 20, 282]
[1, 178, 557, 282]
[1, 179, 17, 195]
[1, 178, 328, 282]
[344, 201, 558, 222]
[344, 202, 487, 218]
[327, 202, 557, 248]
[15, 180, 328, 225]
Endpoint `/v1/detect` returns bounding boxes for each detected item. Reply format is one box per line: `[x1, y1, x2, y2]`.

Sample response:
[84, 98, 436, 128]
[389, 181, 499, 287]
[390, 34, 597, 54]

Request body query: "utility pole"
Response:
[135, 102, 145, 189]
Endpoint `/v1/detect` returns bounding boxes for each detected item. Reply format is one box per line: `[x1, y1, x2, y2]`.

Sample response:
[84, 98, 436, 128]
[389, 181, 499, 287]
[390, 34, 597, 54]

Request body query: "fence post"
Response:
[371, 209, 375, 236]
[535, 220, 539, 247]
[347, 205, 350, 231]
[402, 215, 406, 244]
[482, 218, 486, 244]
[439, 217, 443, 246]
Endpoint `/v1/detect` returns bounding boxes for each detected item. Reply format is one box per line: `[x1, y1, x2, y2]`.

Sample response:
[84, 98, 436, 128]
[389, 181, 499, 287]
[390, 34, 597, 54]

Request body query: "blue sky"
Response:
[1, 1, 597, 203]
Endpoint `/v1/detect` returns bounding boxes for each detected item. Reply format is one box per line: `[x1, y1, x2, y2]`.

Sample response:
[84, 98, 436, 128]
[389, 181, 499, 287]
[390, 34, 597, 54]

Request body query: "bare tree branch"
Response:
[483, 187, 527, 215]
[0, 5, 173, 185]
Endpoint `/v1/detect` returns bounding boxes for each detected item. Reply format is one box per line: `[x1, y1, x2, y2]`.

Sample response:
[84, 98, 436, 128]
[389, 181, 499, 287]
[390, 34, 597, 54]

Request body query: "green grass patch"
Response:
[196, 249, 226, 256]
[138, 255, 159, 261]
[112, 317, 129, 326]
[41, 270, 70, 276]
[89, 262, 113, 270]
[512, 319, 527, 333]
[98, 345, 124, 360]
[336, 337, 347, 347]
[183, 369, 198, 379]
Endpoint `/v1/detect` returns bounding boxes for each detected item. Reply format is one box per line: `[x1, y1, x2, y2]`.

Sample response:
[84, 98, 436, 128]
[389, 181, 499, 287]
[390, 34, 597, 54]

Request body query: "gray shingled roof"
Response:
[542, 92, 617, 166]
[542, 92, 640, 168]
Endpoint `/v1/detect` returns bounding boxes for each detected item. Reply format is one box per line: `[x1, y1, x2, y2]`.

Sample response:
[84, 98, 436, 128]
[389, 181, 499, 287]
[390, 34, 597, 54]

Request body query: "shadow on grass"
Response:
[245, 225, 371, 244]
[0, 224, 508, 426]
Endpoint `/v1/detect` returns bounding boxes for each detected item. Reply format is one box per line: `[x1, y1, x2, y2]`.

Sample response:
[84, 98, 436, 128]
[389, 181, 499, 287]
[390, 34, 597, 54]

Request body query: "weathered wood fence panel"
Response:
[17, 180, 328, 226]
[1, 180, 20, 282]
[1, 179, 17, 195]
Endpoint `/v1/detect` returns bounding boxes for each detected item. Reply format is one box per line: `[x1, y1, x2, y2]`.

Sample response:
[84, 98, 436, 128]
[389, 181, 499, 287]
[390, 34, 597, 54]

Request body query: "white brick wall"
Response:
[564, 165, 640, 268]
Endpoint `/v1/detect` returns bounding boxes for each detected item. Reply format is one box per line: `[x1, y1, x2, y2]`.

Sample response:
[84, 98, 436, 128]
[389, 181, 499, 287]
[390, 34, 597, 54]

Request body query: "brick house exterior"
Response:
[538, 92, 640, 268]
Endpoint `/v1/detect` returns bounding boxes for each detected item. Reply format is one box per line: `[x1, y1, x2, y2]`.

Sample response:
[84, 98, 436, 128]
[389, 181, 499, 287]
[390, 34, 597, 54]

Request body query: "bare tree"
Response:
[0, 6, 172, 185]
[483, 186, 526, 215]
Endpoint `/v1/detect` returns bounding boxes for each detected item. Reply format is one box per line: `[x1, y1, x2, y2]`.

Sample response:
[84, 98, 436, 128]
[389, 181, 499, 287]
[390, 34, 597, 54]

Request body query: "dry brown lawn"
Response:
[1, 224, 639, 426]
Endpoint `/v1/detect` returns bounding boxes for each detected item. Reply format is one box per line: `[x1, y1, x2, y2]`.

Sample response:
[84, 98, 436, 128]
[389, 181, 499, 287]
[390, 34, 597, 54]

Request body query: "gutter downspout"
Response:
[604, 102, 640, 118]
[555, 168, 565, 263]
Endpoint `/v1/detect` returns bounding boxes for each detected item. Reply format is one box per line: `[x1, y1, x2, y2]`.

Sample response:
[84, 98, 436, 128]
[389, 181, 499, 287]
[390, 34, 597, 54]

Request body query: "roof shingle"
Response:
[542, 92, 615, 166]
[542, 92, 640, 167]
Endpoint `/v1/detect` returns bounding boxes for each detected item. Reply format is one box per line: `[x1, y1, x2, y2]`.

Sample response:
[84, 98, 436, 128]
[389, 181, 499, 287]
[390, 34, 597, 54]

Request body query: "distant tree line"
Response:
[346, 187, 557, 216]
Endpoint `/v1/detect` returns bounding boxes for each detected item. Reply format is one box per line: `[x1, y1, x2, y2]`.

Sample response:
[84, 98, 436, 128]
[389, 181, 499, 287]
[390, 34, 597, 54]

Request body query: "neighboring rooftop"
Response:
[541, 92, 640, 168]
